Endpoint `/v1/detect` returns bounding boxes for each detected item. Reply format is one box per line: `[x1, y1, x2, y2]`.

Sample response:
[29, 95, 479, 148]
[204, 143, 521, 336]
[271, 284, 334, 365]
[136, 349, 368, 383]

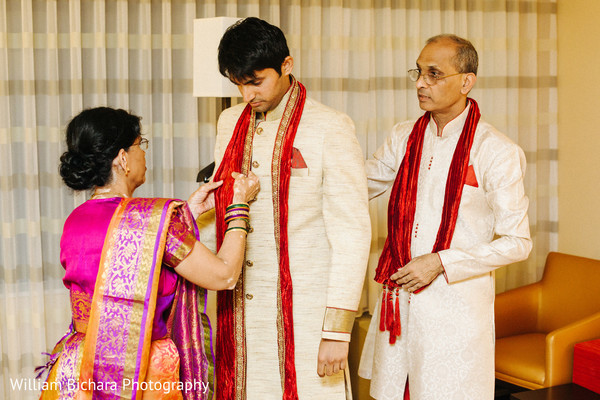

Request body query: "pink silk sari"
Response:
[40, 198, 213, 400]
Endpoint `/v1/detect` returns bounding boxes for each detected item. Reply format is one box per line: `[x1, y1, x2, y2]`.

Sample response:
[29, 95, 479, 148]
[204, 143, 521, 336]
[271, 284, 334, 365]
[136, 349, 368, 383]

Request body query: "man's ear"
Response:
[461, 73, 477, 95]
[281, 56, 294, 76]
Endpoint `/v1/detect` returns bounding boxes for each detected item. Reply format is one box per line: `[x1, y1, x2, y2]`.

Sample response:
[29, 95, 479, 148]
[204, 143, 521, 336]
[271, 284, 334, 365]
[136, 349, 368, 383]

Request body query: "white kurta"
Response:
[358, 105, 532, 400]
[204, 89, 371, 399]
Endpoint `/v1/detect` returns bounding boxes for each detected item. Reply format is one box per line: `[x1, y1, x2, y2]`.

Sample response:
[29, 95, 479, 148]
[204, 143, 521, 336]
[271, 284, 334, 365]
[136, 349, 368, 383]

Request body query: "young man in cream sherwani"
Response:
[358, 35, 532, 399]
[200, 17, 371, 399]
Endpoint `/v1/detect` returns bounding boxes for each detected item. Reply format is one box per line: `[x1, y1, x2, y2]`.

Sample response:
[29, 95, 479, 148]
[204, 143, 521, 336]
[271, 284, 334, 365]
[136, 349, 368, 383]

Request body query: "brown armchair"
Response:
[495, 252, 600, 389]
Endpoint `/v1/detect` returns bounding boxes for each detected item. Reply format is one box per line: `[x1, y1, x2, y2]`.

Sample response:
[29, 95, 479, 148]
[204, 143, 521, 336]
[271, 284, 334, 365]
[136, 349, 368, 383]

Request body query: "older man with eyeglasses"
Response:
[358, 34, 532, 400]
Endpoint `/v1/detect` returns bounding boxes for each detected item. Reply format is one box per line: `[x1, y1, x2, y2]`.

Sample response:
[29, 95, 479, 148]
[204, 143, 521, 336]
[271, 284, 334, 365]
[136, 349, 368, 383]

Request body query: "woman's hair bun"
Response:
[58, 107, 141, 191]
[59, 151, 112, 191]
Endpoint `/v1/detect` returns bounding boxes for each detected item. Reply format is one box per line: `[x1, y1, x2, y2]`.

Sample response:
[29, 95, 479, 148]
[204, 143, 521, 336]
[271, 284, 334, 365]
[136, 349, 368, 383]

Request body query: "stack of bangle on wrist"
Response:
[225, 203, 250, 234]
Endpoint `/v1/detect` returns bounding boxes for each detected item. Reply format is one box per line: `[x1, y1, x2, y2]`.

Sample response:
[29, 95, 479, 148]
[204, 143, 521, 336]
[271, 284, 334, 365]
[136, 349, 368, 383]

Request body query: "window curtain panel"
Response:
[0, 1, 556, 398]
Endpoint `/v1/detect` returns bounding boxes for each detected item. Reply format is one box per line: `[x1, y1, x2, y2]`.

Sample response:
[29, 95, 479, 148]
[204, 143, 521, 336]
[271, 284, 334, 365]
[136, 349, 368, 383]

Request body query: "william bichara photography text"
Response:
[10, 378, 210, 394]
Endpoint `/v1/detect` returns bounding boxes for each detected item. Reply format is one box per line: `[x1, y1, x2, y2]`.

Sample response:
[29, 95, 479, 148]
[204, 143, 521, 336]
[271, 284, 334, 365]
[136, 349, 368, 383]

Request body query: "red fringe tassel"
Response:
[386, 288, 395, 342]
[379, 286, 387, 332]
[394, 289, 401, 337]
[379, 285, 402, 344]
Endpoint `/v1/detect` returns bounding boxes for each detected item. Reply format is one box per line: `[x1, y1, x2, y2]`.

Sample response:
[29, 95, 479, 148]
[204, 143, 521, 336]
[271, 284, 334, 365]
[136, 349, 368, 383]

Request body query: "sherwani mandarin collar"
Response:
[428, 102, 472, 138]
[264, 82, 293, 122]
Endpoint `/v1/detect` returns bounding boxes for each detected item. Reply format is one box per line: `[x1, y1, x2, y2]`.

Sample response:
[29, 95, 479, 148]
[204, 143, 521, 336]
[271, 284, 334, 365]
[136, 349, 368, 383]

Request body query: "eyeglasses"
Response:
[407, 69, 463, 86]
[131, 137, 149, 150]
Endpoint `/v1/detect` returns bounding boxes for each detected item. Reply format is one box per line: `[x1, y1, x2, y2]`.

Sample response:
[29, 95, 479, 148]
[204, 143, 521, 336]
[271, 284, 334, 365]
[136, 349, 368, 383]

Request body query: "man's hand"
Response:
[316, 339, 349, 377]
[187, 180, 223, 219]
[390, 253, 444, 293]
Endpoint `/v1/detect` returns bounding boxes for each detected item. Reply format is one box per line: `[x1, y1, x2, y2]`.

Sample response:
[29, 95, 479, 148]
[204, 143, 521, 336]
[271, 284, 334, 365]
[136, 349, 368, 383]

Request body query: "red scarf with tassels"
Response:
[375, 99, 481, 344]
[213, 77, 306, 400]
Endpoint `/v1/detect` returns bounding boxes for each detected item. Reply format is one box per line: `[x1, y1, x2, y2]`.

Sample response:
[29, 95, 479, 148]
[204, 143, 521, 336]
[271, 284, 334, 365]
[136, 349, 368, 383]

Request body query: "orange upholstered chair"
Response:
[495, 252, 600, 389]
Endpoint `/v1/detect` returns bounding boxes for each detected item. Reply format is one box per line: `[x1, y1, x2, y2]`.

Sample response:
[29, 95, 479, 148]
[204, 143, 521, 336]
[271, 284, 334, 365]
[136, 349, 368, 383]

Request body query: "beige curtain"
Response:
[0, 1, 556, 398]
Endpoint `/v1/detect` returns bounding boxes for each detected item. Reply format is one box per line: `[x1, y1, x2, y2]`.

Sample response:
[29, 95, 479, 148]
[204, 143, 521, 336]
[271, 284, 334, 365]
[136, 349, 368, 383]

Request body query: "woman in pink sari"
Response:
[39, 107, 259, 400]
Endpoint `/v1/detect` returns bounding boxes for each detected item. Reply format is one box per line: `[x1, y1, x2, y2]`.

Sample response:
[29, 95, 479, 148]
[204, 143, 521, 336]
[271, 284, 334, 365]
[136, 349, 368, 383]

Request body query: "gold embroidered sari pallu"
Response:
[214, 77, 306, 400]
[41, 198, 213, 400]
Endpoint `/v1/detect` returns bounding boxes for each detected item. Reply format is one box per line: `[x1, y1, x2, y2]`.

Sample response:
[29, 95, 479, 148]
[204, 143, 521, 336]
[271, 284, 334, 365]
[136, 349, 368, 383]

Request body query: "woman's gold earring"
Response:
[126, 168, 130, 177]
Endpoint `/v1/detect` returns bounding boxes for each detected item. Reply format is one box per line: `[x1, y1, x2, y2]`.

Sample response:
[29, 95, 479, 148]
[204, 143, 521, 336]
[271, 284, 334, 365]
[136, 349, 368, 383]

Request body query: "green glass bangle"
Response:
[225, 226, 249, 234]
[226, 203, 249, 210]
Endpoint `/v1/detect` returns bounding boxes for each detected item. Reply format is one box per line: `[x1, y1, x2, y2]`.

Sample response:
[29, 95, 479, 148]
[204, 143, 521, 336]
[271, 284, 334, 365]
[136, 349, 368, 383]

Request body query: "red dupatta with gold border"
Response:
[75, 198, 213, 400]
[213, 77, 306, 400]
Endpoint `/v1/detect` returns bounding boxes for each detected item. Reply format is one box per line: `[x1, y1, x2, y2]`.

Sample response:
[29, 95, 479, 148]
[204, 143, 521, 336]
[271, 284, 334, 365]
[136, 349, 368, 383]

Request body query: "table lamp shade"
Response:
[193, 17, 241, 98]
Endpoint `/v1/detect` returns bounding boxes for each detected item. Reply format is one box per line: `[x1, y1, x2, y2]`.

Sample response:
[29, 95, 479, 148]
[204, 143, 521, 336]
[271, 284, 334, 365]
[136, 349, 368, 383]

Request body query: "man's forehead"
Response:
[230, 74, 257, 85]
[416, 60, 441, 70]
[230, 68, 273, 85]
[417, 42, 457, 68]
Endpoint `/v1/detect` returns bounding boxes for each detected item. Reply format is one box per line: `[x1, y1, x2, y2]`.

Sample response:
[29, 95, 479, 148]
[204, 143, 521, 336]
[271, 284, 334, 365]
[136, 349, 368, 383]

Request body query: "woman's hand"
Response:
[188, 180, 223, 219]
[231, 171, 260, 204]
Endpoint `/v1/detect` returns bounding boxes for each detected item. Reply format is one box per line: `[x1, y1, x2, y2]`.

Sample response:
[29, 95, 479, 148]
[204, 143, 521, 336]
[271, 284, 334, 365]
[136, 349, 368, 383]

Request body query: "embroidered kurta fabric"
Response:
[204, 89, 371, 399]
[359, 105, 532, 400]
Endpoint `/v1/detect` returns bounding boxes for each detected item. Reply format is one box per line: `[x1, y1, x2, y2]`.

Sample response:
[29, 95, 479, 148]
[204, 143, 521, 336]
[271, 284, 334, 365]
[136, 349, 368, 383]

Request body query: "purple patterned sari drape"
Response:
[39, 198, 213, 400]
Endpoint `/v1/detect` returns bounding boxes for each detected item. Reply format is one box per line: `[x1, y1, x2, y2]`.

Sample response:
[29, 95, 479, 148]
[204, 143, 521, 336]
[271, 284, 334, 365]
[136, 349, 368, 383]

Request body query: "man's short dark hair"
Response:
[218, 17, 290, 82]
[426, 34, 478, 75]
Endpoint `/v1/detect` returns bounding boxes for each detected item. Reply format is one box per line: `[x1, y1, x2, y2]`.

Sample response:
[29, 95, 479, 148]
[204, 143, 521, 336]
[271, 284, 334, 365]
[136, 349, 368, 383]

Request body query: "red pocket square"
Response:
[291, 147, 307, 169]
[464, 165, 478, 187]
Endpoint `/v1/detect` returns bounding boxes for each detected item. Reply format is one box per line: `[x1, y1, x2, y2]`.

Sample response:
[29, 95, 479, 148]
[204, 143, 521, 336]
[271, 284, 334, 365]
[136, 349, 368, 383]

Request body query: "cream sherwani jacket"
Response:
[358, 104, 532, 400]
[201, 89, 371, 399]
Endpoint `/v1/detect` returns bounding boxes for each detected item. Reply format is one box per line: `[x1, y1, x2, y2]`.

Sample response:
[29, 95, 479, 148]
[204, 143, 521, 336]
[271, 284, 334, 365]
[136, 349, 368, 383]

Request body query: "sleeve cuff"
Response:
[437, 252, 449, 283]
[164, 231, 196, 269]
[322, 331, 351, 342]
[322, 307, 355, 341]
